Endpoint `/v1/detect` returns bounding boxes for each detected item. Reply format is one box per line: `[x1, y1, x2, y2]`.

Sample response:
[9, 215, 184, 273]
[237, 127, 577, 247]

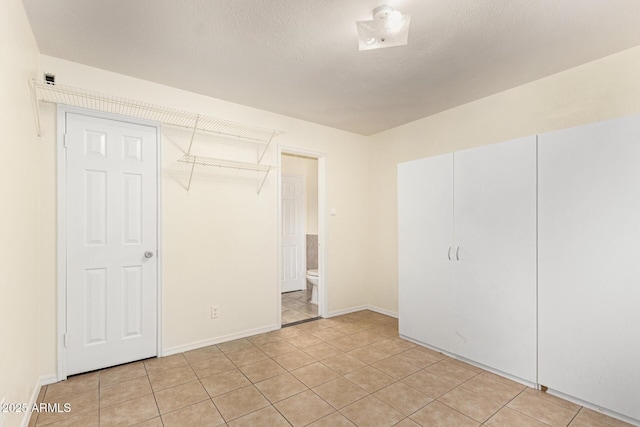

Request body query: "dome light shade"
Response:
[356, 5, 411, 51]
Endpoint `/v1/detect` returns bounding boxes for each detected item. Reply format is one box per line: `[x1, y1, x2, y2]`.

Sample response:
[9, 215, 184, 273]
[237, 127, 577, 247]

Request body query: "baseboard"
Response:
[20, 374, 58, 427]
[545, 388, 640, 427]
[162, 324, 280, 356]
[326, 305, 368, 318]
[39, 374, 58, 386]
[326, 305, 398, 319]
[366, 305, 398, 318]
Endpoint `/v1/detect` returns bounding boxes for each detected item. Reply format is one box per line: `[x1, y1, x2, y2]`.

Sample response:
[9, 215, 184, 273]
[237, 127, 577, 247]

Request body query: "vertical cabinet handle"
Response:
[456, 246, 460, 261]
[448, 246, 452, 261]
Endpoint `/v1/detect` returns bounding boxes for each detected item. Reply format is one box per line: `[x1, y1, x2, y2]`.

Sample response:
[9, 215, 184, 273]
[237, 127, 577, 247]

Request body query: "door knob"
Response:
[144, 251, 154, 259]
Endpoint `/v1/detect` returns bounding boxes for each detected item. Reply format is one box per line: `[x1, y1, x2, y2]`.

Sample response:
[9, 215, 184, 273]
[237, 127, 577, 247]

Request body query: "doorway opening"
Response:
[279, 148, 325, 326]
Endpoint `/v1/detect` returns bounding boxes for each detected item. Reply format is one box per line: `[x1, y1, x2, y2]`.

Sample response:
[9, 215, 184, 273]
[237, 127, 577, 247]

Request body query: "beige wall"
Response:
[0, 0, 44, 425]
[367, 46, 640, 315]
[5, 2, 640, 419]
[37, 56, 371, 368]
[281, 154, 319, 234]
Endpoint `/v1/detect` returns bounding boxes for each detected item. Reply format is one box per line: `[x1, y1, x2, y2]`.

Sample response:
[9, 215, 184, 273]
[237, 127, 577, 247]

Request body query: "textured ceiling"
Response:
[22, 0, 640, 135]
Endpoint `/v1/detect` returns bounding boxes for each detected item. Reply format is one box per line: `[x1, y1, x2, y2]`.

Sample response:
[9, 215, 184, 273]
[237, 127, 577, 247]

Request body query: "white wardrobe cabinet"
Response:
[398, 136, 537, 383]
[398, 154, 454, 353]
[538, 115, 640, 422]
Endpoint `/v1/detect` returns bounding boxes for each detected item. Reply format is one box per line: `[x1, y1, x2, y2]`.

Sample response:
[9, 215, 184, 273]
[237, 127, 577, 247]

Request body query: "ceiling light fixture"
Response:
[356, 5, 411, 51]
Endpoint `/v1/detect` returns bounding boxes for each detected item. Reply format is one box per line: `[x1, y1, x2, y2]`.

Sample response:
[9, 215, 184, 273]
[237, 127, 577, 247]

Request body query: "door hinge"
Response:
[63, 133, 68, 148]
[63, 333, 68, 348]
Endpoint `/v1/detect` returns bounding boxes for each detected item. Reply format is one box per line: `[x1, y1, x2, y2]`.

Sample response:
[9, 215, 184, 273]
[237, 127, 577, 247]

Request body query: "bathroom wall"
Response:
[37, 55, 371, 374]
[306, 235, 319, 270]
[366, 45, 640, 316]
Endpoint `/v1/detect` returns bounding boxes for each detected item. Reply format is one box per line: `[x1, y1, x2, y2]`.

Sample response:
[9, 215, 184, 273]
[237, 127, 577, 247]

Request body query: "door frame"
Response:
[56, 105, 163, 380]
[281, 172, 307, 293]
[277, 146, 327, 324]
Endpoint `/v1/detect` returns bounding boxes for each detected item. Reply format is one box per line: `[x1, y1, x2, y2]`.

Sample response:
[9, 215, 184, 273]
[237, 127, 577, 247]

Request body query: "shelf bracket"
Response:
[187, 114, 200, 156]
[257, 132, 275, 165]
[257, 168, 271, 195]
[187, 155, 197, 191]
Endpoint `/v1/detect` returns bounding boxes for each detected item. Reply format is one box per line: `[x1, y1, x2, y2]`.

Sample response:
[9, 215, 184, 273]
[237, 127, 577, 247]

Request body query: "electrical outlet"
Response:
[210, 305, 219, 319]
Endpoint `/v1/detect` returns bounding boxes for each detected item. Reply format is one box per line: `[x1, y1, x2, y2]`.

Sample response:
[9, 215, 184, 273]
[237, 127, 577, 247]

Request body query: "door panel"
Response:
[66, 112, 158, 375]
[281, 174, 306, 293]
[453, 136, 537, 382]
[398, 154, 454, 352]
[539, 115, 640, 420]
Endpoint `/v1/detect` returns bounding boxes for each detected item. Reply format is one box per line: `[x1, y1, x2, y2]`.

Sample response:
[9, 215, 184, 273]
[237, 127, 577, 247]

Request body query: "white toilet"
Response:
[306, 269, 319, 304]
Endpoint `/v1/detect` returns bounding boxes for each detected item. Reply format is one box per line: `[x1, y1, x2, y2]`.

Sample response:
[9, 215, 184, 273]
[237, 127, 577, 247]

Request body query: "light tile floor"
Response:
[282, 289, 318, 325]
[30, 310, 634, 427]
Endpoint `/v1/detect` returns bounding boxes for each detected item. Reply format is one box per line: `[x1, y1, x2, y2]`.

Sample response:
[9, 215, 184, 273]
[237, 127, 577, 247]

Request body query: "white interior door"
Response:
[65, 111, 158, 375]
[398, 154, 454, 352]
[453, 136, 537, 383]
[281, 174, 306, 293]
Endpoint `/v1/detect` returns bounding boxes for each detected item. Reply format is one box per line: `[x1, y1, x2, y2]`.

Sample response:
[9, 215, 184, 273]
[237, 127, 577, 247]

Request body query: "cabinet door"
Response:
[453, 136, 537, 383]
[398, 154, 454, 352]
[539, 116, 640, 421]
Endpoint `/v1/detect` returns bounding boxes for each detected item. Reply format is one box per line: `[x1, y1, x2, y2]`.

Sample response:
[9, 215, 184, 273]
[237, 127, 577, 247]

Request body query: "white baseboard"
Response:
[326, 305, 398, 319]
[39, 374, 58, 386]
[162, 324, 280, 356]
[326, 305, 368, 318]
[20, 374, 58, 427]
[366, 305, 398, 318]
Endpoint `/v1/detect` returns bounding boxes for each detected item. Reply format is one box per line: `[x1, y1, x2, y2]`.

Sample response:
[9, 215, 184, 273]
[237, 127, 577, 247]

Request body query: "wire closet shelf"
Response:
[31, 79, 284, 194]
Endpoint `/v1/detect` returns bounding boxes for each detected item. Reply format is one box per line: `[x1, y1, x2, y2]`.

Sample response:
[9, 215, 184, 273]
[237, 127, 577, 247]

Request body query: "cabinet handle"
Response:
[448, 246, 452, 261]
[456, 246, 460, 261]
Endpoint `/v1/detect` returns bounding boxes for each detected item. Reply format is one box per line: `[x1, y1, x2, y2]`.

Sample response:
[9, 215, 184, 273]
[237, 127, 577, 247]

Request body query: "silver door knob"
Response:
[144, 251, 154, 259]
